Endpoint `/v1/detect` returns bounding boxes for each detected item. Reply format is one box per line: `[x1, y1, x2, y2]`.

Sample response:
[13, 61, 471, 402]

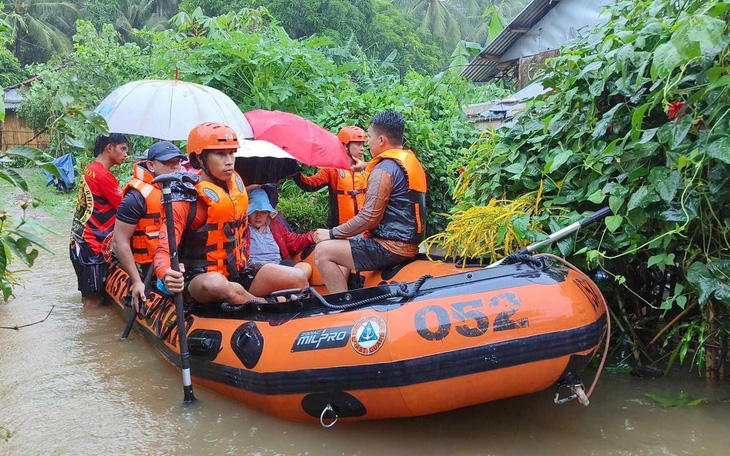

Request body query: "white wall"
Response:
[500, 0, 614, 62]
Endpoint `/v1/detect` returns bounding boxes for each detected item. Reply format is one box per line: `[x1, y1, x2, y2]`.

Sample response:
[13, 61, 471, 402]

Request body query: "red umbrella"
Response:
[244, 110, 350, 169]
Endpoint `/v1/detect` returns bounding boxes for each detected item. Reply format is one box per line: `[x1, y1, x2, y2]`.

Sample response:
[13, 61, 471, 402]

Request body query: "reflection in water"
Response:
[1, 229, 729, 456]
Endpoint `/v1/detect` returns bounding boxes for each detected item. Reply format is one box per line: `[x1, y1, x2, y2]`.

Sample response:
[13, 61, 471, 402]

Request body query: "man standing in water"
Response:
[70, 133, 128, 308]
[112, 141, 184, 311]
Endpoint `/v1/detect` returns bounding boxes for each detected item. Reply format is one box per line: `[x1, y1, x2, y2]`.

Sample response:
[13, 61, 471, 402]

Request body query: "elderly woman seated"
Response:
[245, 189, 314, 280]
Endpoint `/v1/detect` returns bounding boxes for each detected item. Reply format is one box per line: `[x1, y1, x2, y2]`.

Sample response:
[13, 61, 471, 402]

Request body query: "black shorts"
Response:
[349, 236, 411, 272]
[70, 240, 108, 297]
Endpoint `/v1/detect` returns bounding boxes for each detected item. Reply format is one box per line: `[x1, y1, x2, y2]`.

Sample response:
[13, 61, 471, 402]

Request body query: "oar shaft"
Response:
[121, 265, 154, 340]
[488, 207, 611, 268]
[160, 181, 196, 404]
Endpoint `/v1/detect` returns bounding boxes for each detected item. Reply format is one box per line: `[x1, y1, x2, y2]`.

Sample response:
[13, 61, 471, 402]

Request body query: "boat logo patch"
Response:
[351, 315, 387, 356]
[291, 325, 353, 352]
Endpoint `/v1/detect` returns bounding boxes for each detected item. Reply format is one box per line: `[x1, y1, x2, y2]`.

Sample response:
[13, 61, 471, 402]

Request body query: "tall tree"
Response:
[392, 0, 466, 48]
[2, 0, 80, 63]
[155, 0, 180, 17]
[117, 0, 167, 42]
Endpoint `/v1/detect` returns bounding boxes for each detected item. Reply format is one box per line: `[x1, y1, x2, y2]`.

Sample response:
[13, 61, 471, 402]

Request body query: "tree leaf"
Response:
[707, 135, 730, 164]
[686, 262, 715, 306]
[587, 189, 605, 204]
[652, 42, 682, 79]
[655, 171, 682, 202]
[548, 149, 573, 173]
[631, 103, 650, 141]
[657, 117, 692, 148]
[645, 392, 706, 407]
[627, 186, 654, 211]
[605, 215, 623, 233]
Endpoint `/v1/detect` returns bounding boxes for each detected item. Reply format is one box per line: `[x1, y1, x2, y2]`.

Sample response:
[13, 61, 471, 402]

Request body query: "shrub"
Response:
[452, 0, 730, 376]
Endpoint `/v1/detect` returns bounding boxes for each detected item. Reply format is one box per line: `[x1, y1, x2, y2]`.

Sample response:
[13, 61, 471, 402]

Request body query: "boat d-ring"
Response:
[319, 404, 338, 428]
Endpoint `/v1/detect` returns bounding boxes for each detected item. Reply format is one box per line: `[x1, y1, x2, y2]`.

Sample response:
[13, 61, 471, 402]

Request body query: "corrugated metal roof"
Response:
[2, 87, 26, 110]
[460, 0, 562, 82]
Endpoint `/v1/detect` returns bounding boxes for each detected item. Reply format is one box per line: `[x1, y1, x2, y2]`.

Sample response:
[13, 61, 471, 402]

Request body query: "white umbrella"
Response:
[234, 139, 296, 160]
[94, 79, 254, 141]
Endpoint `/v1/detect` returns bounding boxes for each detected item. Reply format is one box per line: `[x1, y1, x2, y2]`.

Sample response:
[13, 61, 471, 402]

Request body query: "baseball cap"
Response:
[147, 141, 186, 162]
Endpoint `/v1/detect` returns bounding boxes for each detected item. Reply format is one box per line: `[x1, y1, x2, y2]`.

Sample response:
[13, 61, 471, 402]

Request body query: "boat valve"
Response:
[319, 403, 339, 428]
[554, 381, 590, 407]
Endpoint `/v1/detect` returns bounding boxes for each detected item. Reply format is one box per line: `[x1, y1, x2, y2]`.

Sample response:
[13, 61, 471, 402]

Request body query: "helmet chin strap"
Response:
[200, 153, 229, 190]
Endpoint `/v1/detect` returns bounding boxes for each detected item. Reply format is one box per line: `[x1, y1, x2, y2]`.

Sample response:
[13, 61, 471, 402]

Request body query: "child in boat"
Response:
[245, 189, 314, 280]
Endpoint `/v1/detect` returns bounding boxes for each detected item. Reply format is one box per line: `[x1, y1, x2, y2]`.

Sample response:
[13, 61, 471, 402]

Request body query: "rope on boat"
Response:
[221, 296, 286, 313]
[536, 253, 611, 400]
[310, 275, 433, 311]
[500, 252, 547, 269]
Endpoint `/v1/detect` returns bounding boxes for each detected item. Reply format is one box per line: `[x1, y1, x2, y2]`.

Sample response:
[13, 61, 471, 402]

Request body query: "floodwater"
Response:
[1, 225, 729, 456]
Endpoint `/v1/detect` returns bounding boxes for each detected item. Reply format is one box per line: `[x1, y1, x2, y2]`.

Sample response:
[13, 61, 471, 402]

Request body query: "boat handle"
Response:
[320, 404, 338, 428]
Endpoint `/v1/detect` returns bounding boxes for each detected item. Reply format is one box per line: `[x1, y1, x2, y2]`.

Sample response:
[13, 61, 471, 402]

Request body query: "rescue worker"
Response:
[112, 141, 185, 311]
[154, 122, 308, 305]
[70, 133, 128, 308]
[293, 126, 369, 227]
[312, 111, 427, 293]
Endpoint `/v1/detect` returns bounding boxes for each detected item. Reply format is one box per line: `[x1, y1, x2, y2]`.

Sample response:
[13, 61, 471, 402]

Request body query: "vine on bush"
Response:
[452, 0, 730, 375]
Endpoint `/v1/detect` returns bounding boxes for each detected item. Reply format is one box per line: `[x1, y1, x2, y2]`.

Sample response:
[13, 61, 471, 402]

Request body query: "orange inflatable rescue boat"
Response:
[106, 249, 608, 423]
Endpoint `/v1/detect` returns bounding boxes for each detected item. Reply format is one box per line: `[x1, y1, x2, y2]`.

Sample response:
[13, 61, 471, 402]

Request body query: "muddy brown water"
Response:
[1, 224, 729, 456]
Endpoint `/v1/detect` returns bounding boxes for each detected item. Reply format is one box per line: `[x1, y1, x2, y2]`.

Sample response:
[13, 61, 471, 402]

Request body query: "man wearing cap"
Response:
[112, 141, 184, 311]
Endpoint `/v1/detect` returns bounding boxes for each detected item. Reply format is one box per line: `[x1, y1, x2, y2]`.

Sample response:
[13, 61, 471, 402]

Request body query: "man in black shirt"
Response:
[111, 141, 185, 310]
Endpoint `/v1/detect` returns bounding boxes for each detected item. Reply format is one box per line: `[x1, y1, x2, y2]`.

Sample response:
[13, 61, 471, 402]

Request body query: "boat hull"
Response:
[106, 259, 606, 422]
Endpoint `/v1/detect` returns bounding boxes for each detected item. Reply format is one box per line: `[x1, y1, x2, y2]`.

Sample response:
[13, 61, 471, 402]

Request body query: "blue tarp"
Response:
[43, 153, 76, 192]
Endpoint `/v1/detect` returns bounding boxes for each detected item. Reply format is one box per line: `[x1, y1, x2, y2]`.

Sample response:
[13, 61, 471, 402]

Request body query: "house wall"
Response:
[501, 0, 613, 62]
[0, 111, 50, 152]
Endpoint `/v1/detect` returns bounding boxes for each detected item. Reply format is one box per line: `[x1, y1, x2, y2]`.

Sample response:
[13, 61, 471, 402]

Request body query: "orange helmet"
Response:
[187, 122, 239, 158]
[337, 126, 368, 145]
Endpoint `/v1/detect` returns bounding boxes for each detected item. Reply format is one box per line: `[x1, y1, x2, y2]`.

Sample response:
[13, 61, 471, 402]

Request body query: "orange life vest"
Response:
[334, 168, 367, 225]
[122, 162, 162, 265]
[365, 149, 427, 244]
[179, 173, 249, 278]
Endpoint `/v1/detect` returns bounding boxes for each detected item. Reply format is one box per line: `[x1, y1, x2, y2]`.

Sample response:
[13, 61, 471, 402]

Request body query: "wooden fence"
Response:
[0, 112, 50, 152]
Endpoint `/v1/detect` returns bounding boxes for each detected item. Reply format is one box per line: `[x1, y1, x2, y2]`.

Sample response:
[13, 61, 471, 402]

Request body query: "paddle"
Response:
[153, 174, 196, 404]
[487, 207, 612, 268]
[120, 265, 154, 340]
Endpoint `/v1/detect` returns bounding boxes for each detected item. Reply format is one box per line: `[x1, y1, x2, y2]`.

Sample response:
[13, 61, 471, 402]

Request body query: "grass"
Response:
[0, 168, 75, 219]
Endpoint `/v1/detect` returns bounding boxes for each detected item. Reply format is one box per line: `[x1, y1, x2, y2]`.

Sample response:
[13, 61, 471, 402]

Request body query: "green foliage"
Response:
[154, 10, 487, 233]
[391, 0, 528, 50]
[315, 71, 487, 233]
[21, 10, 498, 237]
[0, 148, 56, 301]
[454, 0, 730, 374]
[82, 0, 121, 31]
[645, 391, 706, 407]
[18, 20, 155, 158]
[0, 46, 25, 86]
[449, 40, 481, 73]
[180, 0, 449, 74]
[1, 0, 80, 63]
[276, 181, 329, 231]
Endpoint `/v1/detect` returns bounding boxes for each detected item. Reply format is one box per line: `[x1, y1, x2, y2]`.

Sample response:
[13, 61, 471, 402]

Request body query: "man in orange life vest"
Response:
[70, 134, 129, 308]
[154, 122, 308, 305]
[312, 111, 427, 293]
[293, 126, 369, 227]
[112, 141, 185, 311]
